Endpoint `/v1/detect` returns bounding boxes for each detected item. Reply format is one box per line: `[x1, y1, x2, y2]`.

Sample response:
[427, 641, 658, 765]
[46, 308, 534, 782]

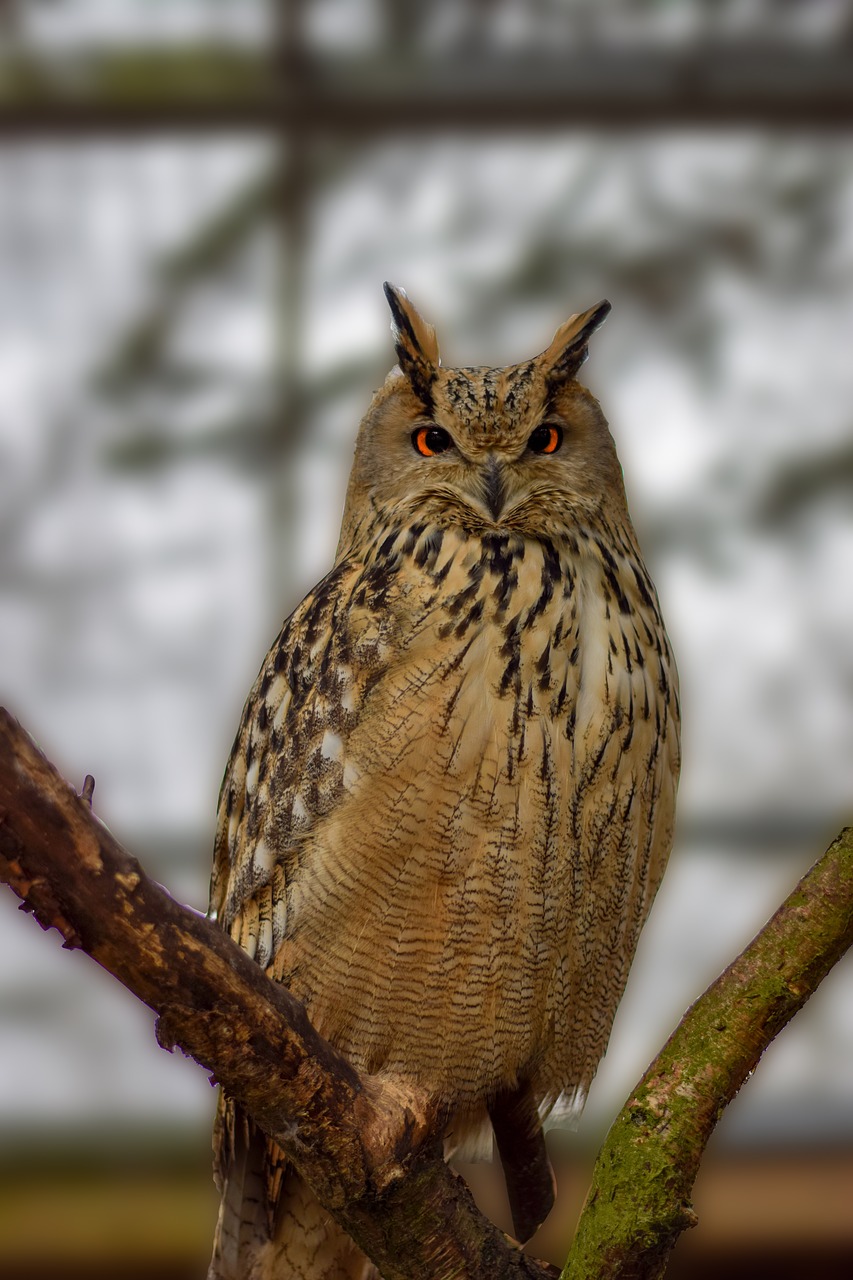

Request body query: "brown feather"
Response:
[488, 1080, 555, 1244]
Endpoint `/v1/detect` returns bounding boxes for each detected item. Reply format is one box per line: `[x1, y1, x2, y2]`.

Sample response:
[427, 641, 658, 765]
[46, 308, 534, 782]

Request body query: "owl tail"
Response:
[208, 1098, 375, 1280]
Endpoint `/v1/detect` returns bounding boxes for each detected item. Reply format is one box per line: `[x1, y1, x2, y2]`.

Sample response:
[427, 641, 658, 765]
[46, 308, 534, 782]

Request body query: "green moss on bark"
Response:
[563, 827, 853, 1279]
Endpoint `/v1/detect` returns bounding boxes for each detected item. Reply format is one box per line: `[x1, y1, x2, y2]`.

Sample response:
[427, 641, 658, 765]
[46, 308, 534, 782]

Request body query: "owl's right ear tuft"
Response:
[383, 282, 440, 406]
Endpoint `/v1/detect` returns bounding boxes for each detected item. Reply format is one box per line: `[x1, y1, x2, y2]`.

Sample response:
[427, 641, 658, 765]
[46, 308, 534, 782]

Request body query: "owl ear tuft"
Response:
[383, 282, 440, 404]
[543, 299, 611, 384]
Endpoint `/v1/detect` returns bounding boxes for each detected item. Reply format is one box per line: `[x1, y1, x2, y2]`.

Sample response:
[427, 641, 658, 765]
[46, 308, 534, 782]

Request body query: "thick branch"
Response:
[563, 825, 853, 1280]
[0, 709, 554, 1280]
[2, 707, 852, 1279]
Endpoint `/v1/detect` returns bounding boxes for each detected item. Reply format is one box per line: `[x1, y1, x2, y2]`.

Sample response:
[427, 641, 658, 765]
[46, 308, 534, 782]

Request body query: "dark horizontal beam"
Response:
[1, 46, 853, 135]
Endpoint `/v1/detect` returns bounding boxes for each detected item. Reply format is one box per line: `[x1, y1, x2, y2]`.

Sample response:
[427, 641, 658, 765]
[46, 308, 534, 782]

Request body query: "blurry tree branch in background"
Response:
[96, 166, 277, 403]
[0, 706, 851, 1280]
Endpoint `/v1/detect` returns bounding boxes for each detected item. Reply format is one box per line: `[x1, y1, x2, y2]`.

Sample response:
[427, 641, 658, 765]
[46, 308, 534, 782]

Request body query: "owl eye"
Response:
[412, 426, 453, 457]
[527, 424, 563, 455]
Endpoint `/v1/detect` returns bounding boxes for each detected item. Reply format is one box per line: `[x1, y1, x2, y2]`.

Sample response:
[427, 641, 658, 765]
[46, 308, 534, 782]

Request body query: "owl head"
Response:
[338, 284, 629, 553]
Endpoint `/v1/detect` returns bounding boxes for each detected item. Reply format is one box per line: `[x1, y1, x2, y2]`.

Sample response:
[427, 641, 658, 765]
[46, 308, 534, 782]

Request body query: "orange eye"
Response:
[527, 424, 563, 455]
[412, 426, 452, 457]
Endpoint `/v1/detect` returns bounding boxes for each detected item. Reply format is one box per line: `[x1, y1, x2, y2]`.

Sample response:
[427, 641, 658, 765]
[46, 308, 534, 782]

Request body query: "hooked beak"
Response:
[481, 455, 507, 522]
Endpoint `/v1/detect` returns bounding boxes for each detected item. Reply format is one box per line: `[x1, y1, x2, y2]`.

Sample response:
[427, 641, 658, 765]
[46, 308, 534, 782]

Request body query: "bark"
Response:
[0, 705, 851, 1278]
[0, 708, 555, 1280]
[563, 825, 853, 1280]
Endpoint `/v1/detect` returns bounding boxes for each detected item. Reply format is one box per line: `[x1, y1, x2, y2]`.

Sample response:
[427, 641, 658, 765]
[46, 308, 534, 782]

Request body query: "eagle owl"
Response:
[207, 285, 680, 1279]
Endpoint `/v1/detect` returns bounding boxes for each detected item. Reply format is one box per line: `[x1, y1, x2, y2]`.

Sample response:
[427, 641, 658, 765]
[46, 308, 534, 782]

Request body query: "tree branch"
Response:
[563, 825, 853, 1279]
[0, 709, 555, 1280]
[1, 706, 851, 1279]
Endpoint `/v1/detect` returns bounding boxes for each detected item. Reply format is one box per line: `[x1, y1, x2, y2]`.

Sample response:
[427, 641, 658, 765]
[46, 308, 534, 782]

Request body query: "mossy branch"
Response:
[563, 825, 853, 1279]
[0, 705, 851, 1278]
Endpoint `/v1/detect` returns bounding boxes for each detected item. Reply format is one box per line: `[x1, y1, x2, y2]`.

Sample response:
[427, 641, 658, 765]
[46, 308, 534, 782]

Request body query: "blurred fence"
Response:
[1, 3, 853, 1276]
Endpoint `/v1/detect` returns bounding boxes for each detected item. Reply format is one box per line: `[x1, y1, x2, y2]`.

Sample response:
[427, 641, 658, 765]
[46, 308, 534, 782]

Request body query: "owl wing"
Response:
[208, 551, 389, 959]
[208, 552, 397, 1272]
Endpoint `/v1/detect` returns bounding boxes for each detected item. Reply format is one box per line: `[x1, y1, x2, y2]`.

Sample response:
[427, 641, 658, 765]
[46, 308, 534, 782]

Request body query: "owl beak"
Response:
[481, 455, 507, 522]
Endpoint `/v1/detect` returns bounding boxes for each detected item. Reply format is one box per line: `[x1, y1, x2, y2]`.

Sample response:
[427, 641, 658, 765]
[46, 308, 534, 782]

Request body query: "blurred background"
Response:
[1, 2, 852, 1277]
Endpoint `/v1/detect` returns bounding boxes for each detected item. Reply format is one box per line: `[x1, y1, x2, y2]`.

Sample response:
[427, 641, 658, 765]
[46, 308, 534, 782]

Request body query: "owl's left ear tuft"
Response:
[383, 282, 440, 404]
[543, 299, 611, 384]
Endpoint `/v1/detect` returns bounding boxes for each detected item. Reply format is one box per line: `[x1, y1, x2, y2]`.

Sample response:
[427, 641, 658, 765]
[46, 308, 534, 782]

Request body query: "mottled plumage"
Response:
[208, 285, 680, 1279]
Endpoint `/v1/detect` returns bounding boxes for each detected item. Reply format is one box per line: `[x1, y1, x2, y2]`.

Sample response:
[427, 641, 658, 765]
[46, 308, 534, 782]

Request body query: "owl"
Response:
[207, 285, 680, 1279]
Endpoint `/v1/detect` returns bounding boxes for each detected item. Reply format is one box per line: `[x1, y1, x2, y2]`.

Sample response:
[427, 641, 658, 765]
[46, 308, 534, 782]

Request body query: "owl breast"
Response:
[220, 518, 678, 1114]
